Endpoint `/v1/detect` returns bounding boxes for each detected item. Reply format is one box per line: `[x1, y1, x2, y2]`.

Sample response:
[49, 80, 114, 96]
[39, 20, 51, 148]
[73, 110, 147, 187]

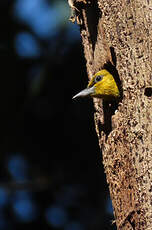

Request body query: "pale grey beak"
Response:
[72, 86, 95, 99]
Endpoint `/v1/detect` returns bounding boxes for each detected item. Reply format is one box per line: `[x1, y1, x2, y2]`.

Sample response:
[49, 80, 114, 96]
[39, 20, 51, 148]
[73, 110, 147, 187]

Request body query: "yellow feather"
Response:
[88, 70, 119, 99]
[73, 69, 120, 100]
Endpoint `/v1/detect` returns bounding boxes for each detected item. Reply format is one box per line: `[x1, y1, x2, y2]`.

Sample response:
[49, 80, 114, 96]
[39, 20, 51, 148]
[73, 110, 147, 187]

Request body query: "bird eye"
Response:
[95, 75, 103, 82]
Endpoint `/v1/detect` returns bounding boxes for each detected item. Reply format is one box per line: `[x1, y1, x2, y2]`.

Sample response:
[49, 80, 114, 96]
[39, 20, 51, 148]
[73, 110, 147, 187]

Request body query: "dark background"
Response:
[0, 0, 115, 229]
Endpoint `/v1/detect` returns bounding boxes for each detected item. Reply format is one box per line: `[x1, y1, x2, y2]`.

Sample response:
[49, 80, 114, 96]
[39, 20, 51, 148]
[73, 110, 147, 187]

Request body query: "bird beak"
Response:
[72, 86, 95, 99]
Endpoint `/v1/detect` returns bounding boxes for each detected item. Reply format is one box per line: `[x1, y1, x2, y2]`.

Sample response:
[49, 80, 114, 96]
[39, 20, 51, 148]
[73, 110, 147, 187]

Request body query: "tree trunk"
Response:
[76, 0, 152, 229]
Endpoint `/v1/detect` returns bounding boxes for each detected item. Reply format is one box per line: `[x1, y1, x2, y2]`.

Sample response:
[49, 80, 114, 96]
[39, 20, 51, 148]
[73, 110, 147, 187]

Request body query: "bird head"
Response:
[73, 69, 120, 100]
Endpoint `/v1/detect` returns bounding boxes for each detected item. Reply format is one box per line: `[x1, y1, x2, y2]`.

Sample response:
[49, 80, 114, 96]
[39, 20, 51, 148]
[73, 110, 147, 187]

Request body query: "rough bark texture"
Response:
[75, 0, 152, 229]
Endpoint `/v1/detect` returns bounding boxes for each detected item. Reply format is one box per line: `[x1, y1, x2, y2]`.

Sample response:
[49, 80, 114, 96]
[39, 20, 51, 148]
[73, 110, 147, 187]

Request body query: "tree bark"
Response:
[76, 0, 152, 229]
